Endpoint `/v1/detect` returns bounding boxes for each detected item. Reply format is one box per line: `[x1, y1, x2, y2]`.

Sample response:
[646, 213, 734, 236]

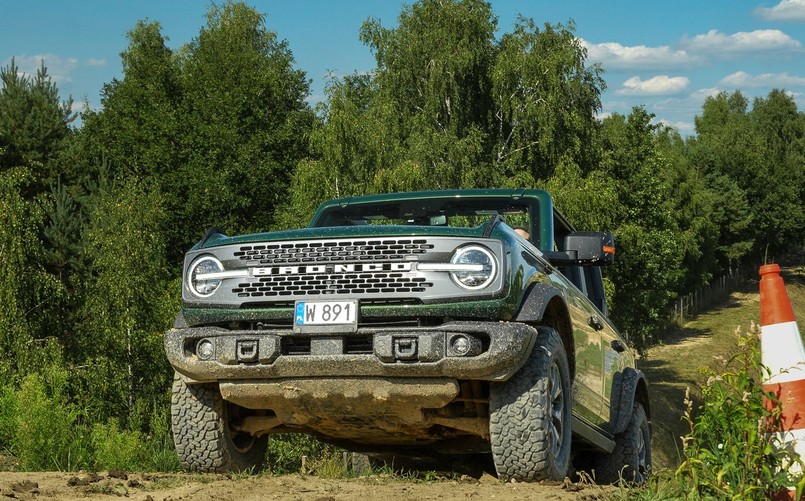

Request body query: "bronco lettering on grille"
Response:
[251, 262, 414, 276]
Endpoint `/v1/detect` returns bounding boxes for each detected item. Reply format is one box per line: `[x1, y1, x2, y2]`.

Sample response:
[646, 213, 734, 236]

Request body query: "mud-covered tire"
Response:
[594, 403, 651, 484]
[489, 326, 572, 482]
[171, 373, 268, 473]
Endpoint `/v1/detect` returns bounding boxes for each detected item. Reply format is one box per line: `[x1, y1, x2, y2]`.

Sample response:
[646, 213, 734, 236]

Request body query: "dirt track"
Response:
[0, 470, 616, 500]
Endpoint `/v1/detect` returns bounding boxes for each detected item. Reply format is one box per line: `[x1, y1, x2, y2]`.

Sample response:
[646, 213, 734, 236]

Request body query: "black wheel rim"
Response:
[549, 361, 565, 458]
[636, 421, 649, 481]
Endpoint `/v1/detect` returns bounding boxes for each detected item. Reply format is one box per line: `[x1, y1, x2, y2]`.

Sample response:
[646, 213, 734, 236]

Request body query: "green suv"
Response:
[165, 189, 651, 483]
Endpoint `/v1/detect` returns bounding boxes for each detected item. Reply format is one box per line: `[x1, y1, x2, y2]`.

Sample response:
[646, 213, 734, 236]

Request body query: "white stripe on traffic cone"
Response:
[759, 263, 804, 500]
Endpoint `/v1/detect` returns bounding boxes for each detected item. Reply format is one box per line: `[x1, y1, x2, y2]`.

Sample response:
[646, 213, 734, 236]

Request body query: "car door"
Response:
[578, 265, 624, 427]
[551, 265, 605, 426]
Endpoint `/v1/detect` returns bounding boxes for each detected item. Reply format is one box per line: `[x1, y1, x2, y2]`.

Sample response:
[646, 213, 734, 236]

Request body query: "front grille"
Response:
[231, 273, 434, 298]
[239, 298, 423, 309]
[234, 239, 434, 264]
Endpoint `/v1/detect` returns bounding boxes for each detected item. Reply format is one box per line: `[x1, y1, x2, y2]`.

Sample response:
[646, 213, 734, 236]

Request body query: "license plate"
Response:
[294, 300, 358, 333]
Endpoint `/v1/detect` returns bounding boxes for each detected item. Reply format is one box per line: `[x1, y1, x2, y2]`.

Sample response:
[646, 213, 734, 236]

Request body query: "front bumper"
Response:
[165, 321, 538, 383]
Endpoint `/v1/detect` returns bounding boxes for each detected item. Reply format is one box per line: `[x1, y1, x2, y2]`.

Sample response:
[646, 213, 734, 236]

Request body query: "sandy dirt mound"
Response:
[0, 470, 615, 500]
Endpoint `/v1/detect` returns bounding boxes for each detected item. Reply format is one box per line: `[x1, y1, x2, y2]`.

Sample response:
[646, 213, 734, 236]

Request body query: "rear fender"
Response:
[609, 367, 650, 434]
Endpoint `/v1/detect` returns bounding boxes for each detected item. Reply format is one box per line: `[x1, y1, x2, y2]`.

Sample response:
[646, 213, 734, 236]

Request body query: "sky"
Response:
[3, 0, 805, 136]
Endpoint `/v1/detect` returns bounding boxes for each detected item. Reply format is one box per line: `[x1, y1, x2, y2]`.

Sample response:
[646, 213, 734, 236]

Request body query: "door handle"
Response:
[587, 315, 604, 331]
[611, 339, 627, 353]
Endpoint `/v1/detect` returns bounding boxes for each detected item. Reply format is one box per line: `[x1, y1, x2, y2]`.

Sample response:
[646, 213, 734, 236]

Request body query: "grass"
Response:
[641, 261, 805, 471]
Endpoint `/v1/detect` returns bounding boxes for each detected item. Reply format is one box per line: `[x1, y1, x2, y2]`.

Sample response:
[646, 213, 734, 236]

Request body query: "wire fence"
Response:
[671, 266, 753, 322]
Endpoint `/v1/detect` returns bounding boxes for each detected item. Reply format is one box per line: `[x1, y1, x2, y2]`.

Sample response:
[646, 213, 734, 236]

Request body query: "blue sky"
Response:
[3, 0, 805, 136]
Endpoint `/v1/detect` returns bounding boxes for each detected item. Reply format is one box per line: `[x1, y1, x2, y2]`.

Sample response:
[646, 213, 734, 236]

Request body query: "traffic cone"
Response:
[759, 263, 805, 499]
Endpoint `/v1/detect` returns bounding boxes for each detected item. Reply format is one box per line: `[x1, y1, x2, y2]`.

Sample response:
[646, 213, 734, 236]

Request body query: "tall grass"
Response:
[628, 324, 805, 499]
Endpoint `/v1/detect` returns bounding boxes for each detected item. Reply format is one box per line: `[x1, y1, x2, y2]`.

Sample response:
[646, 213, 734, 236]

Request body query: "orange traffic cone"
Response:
[760, 263, 805, 499]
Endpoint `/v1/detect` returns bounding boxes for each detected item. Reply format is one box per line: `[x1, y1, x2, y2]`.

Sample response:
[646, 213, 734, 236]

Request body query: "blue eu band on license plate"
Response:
[294, 300, 358, 329]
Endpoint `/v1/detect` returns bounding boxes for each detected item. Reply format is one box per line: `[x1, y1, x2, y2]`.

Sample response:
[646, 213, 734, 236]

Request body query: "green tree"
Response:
[80, 2, 314, 259]
[77, 177, 175, 424]
[80, 20, 180, 181]
[687, 93, 756, 268]
[597, 109, 687, 347]
[172, 0, 313, 248]
[491, 19, 604, 182]
[654, 128, 723, 291]
[690, 90, 804, 259]
[0, 59, 75, 190]
[0, 169, 63, 381]
[748, 90, 805, 253]
[359, 0, 496, 189]
[286, 0, 606, 222]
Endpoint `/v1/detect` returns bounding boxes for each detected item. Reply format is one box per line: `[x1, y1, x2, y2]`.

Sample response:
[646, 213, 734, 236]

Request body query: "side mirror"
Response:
[543, 231, 615, 266]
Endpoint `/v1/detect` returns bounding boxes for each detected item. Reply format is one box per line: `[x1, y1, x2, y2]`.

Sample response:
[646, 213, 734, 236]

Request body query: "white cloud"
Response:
[720, 70, 805, 87]
[755, 0, 805, 21]
[682, 29, 801, 53]
[4, 54, 80, 84]
[595, 111, 613, 121]
[85, 58, 107, 67]
[616, 75, 690, 96]
[581, 39, 700, 70]
[655, 118, 696, 135]
[690, 87, 723, 100]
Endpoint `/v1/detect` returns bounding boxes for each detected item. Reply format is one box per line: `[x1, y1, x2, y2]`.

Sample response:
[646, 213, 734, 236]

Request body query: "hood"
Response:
[196, 223, 494, 249]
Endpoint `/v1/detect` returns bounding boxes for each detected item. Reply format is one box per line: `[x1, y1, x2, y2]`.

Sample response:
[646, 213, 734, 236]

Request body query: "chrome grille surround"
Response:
[182, 236, 505, 308]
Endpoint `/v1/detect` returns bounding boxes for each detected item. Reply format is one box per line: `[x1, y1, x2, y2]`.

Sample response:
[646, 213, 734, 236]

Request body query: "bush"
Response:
[0, 364, 180, 473]
[12, 369, 88, 470]
[268, 434, 341, 474]
[90, 419, 144, 471]
[674, 325, 804, 499]
[138, 401, 181, 472]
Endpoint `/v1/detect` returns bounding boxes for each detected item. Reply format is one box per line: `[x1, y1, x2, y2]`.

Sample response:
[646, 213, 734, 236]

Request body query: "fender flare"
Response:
[512, 283, 565, 324]
[609, 367, 650, 434]
[513, 282, 575, 378]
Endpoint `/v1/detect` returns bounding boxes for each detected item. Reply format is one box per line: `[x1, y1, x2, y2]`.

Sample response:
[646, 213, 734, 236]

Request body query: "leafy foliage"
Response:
[80, 1, 314, 261]
[675, 327, 803, 499]
[491, 18, 604, 181]
[690, 90, 805, 259]
[77, 177, 175, 425]
[0, 59, 75, 188]
[9, 368, 86, 471]
[0, 169, 64, 380]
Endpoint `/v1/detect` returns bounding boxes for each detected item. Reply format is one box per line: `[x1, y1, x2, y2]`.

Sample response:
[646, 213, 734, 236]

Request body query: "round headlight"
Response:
[187, 256, 224, 297]
[450, 245, 496, 290]
[196, 339, 215, 360]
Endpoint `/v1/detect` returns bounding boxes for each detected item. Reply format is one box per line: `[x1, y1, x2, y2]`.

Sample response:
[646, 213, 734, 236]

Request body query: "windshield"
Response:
[312, 197, 534, 233]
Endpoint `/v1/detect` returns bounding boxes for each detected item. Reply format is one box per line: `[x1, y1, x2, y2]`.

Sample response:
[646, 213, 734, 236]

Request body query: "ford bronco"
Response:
[165, 189, 651, 483]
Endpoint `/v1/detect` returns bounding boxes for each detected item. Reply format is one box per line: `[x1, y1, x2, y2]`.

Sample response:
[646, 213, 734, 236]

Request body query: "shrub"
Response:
[139, 401, 181, 472]
[12, 369, 88, 470]
[90, 418, 144, 471]
[674, 325, 804, 499]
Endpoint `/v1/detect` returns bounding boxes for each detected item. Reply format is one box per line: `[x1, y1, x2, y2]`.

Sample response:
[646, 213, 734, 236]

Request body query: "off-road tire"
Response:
[489, 326, 572, 482]
[171, 373, 268, 473]
[594, 403, 651, 484]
